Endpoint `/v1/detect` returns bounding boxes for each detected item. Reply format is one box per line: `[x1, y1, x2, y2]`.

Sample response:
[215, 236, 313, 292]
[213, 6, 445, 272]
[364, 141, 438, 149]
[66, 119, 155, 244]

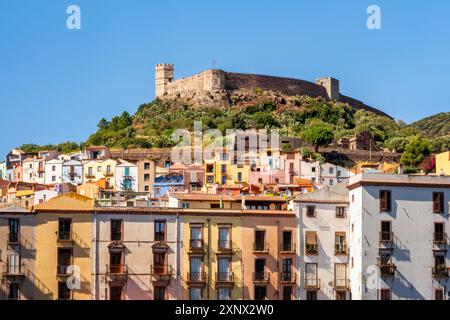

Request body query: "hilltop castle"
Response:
[155, 64, 389, 117]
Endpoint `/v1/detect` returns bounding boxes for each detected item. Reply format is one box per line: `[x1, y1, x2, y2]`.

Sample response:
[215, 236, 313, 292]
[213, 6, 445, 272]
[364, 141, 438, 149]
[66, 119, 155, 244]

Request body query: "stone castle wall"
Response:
[155, 64, 390, 118]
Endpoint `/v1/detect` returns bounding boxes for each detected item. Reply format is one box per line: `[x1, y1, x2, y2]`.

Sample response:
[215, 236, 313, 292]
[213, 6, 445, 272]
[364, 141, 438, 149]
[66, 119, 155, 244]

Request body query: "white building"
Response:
[319, 163, 353, 187]
[295, 173, 450, 300]
[348, 173, 450, 300]
[34, 189, 59, 205]
[115, 160, 139, 192]
[44, 159, 64, 184]
[295, 183, 350, 300]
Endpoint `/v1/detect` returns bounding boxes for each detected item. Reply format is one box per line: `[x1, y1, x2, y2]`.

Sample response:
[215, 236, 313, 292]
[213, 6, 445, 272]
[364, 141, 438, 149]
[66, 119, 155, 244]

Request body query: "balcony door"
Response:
[190, 257, 203, 281]
[255, 230, 266, 251]
[282, 258, 292, 281]
[334, 263, 347, 287]
[8, 252, 20, 274]
[58, 248, 72, 275]
[8, 219, 19, 243]
[218, 258, 231, 281]
[190, 225, 202, 249]
[305, 263, 318, 287]
[110, 252, 123, 273]
[154, 252, 166, 274]
[219, 227, 230, 249]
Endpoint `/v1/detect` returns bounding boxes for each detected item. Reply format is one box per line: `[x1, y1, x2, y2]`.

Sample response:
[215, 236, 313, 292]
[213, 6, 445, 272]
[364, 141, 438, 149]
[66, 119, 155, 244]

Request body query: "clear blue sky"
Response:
[1, 0, 449, 157]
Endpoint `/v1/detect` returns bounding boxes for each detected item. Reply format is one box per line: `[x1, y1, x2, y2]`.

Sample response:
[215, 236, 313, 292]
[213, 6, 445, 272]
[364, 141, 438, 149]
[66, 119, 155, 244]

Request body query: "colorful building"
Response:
[0, 162, 6, 180]
[436, 151, 450, 176]
[83, 159, 117, 190]
[115, 160, 139, 192]
[0, 205, 36, 300]
[34, 193, 94, 300]
[137, 159, 156, 194]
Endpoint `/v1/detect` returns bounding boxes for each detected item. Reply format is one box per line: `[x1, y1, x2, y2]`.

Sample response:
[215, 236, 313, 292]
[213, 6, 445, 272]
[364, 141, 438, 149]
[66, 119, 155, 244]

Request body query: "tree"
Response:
[97, 118, 109, 130]
[301, 124, 334, 152]
[400, 136, 431, 167]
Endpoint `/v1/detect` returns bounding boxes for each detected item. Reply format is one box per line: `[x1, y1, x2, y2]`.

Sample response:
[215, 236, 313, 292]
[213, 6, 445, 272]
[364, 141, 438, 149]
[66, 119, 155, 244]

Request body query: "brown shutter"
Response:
[433, 193, 443, 213]
[306, 231, 317, 245]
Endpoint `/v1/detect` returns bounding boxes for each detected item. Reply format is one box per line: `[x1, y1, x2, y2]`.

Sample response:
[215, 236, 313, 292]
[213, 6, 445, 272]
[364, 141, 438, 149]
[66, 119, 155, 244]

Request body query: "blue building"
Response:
[153, 173, 184, 197]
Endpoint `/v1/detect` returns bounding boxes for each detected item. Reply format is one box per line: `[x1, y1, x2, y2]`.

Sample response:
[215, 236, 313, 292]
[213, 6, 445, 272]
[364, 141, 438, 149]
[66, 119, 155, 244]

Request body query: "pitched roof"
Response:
[34, 192, 94, 212]
[294, 181, 349, 204]
[0, 205, 30, 213]
[347, 173, 450, 189]
[169, 193, 235, 202]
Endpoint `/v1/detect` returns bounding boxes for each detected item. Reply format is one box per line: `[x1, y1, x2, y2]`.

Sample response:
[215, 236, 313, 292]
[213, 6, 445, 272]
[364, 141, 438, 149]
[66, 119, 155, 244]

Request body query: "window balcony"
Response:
[215, 272, 235, 286]
[304, 276, 320, 290]
[280, 243, 296, 254]
[3, 264, 25, 279]
[253, 272, 270, 283]
[280, 272, 296, 284]
[57, 231, 74, 246]
[187, 272, 207, 284]
[57, 265, 74, 277]
[8, 233, 20, 245]
[106, 264, 128, 283]
[334, 278, 350, 290]
[335, 243, 348, 255]
[252, 242, 269, 253]
[379, 232, 394, 245]
[379, 263, 396, 276]
[85, 173, 95, 179]
[104, 172, 114, 177]
[189, 239, 205, 253]
[433, 233, 448, 245]
[305, 244, 318, 255]
[432, 264, 449, 278]
[217, 240, 233, 253]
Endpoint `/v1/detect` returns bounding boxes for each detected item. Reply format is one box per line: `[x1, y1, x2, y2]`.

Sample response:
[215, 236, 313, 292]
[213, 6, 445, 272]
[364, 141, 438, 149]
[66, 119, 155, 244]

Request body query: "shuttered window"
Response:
[379, 190, 392, 212]
[433, 192, 444, 214]
[305, 231, 317, 245]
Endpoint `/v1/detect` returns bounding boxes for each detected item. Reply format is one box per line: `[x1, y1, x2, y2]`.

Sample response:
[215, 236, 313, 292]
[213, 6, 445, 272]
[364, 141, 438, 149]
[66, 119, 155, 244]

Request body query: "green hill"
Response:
[410, 112, 450, 138]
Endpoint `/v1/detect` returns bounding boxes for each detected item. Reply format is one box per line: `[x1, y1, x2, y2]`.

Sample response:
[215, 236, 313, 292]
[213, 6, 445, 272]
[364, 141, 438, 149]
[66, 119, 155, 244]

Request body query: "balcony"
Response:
[85, 173, 95, 179]
[57, 265, 73, 277]
[280, 243, 296, 254]
[215, 272, 235, 286]
[253, 272, 270, 283]
[335, 243, 348, 255]
[57, 231, 74, 246]
[280, 272, 296, 284]
[104, 172, 114, 177]
[37, 167, 45, 173]
[334, 278, 350, 290]
[433, 233, 448, 245]
[8, 233, 20, 246]
[187, 272, 207, 284]
[151, 265, 173, 286]
[379, 232, 394, 245]
[3, 264, 25, 279]
[432, 264, 449, 278]
[305, 243, 318, 255]
[304, 276, 320, 289]
[189, 239, 205, 253]
[217, 240, 233, 254]
[253, 242, 269, 253]
[379, 263, 396, 276]
[106, 264, 128, 283]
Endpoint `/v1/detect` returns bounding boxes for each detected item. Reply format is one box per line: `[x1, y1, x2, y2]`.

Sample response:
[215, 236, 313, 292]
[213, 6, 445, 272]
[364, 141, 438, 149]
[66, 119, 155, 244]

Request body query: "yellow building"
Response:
[204, 148, 250, 191]
[34, 193, 94, 300]
[436, 151, 450, 175]
[180, 211, 243, 300]
[83, 159, 117, 190]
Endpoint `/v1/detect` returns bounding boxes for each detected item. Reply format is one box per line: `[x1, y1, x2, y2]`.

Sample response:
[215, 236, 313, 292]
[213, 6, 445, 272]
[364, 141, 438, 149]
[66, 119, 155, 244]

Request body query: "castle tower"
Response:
[155, 63, 174, 98]
[316, 77, 340, 101]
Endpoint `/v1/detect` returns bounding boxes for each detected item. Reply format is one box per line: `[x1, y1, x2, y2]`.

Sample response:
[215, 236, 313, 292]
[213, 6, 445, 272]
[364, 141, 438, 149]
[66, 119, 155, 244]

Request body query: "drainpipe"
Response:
[276, 220, 280, 300]
[176, 213, 181, 300]
[207, 218, 211, 300]
[93, 209, 100, 300]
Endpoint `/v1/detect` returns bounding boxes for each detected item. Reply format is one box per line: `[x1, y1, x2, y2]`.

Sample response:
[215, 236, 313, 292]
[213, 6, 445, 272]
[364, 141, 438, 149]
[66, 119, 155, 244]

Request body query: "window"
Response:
[254, 230, 266, 251]
[153, 252, 167, 274]
[52, 165, 56, 172]
[311, 167, 316, 173]
[97, 166, 102, 173]
[144, 162, 151, 170]
[206, 164, 214, 173]
[221, 164, 227, 174]
[58, 282, 71, 300]
[207, 175, 214, 184]
[57, 248, 72, 275]
[237, 172, 242, 182]
[189, 287, 203, 300]
[336, 291, 346, 300]
[144, 174, 150, 181]
[305, 232, 318, 255]
[190, 225, 203, 249]
[190, 257, 203, 281]
[254, 259, 266, 281]
[182, 203, 189, 209]
[106, 165, 111, 174]
[88, 167, 93, 176]
[218, 287, 231, 300]
[281, 258, 293, 282]
[58, 218, 72, 240]
[380, 289, 391, 300]
[110, 286, 123, 300]
[111, 220, 123, 241]
[336, 207, 346, 218]
[221, 175, 227, 185]
[218, 226, 231, 249]
[306, 205, 316, 217]
[435, 289, 444, 301]
[334, 263, 347, 289]
[254, 286, 267, 300]
[154, 287, 165, 300]
[8, 283, 19, 300]
[52, 176, 56, 182]
[329, 167, 334, 174]
[305, 263, 318, 288]
[282, 286, 292, 300]
[144, 185, 150, 192]
[218, 257, 231, 281]
[154, 221, 166, 241]
[282, 231, 292, 251]
[380, 221, 392, 241]
[379, 190, 392, 212]
[8, 218, 19, 243]
[433, 192, 444, 214]
[110, 252, 124, 274]
[329, 180, 334, 186]
[210, 203, 221, 209]
[306, 290, 317, 300]
[434, 223, 445, 243]
[335, 232, 346, 254]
